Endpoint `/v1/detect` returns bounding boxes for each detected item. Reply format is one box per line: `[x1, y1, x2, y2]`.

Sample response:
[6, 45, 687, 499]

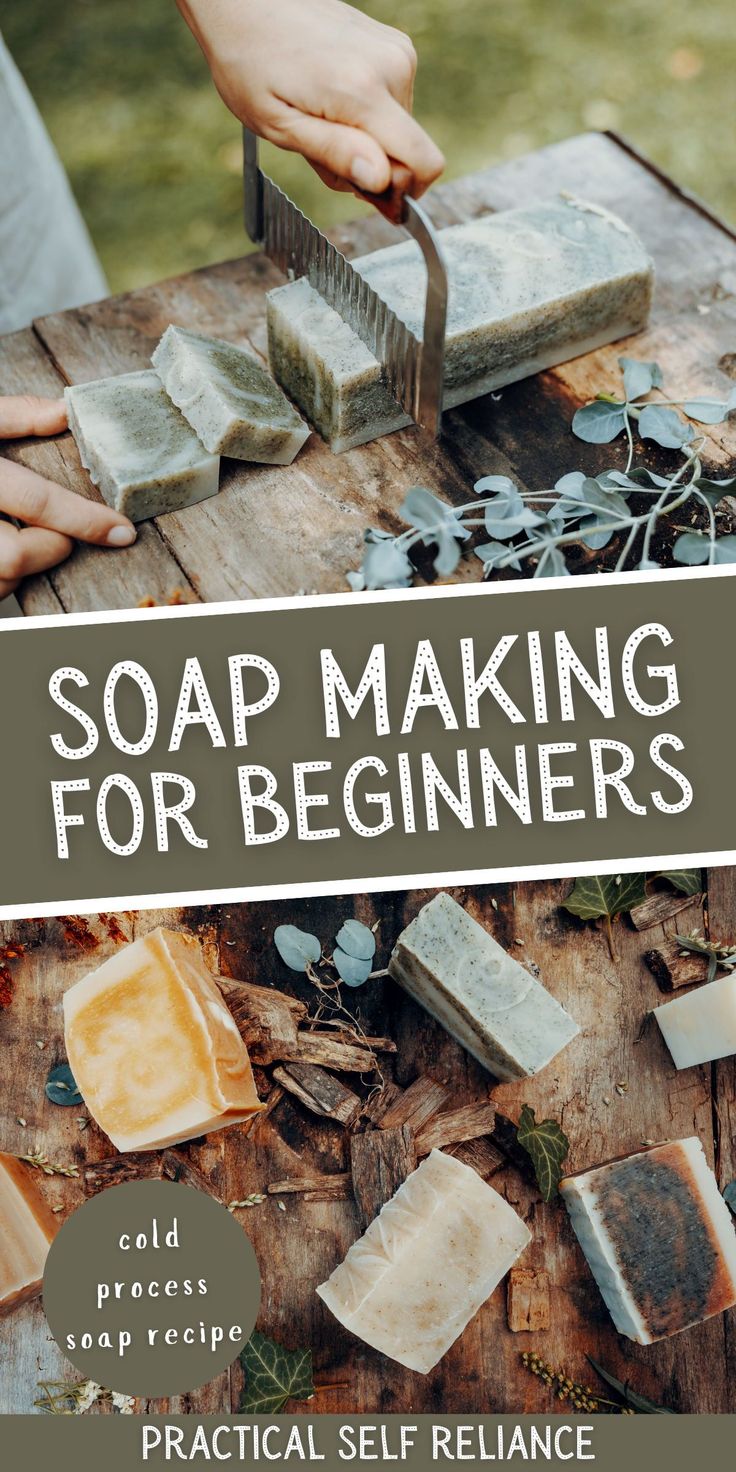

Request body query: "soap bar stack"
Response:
[267, 196, 654, 452]
[317, 1149, 530, 1372]
[560, 1137, 736, 1343]
[63, 927, 263, 1152]
[65, 328, 310, 522]
[0, 1152, 58, 1316]
[389, 892, 579, 1080]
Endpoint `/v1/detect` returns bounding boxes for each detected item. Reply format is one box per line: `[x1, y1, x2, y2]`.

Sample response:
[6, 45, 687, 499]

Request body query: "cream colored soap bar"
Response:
[65, 370, 220, 521]
[63, 928, 263, 1152]
[561, 1138, 736, 1343]
[317, 1149, 530, 1372]
[267, 197, 653, 452]
[0, 1152, 58, 1316]
[655, 974, 736, 1068]
[389, 892, 578, 1080]
[152, 325, 311, 463]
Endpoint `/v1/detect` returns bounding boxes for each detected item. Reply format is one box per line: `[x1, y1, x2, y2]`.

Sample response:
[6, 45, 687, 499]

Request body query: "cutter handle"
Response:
[352, 161, 415, 225]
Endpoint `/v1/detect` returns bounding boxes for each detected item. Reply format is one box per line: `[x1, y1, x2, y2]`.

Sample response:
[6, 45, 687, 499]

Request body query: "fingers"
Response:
[269, 105, 393, 194]
[0, 459, 136, 547]
[352, 92, 445, 196]
[0, 520, 74, 597]
[0, 396, 68, 439]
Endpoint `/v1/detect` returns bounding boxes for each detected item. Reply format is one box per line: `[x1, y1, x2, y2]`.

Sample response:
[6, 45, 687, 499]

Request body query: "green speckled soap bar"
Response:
[388, 891, 578, 1080]
[267, 196, 654, 452]
[65, 370, 220, 523]
[152, 325, 310, 463]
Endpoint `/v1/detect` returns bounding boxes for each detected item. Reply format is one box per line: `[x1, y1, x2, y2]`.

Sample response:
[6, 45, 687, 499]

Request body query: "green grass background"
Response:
[4, 0, 734, 294]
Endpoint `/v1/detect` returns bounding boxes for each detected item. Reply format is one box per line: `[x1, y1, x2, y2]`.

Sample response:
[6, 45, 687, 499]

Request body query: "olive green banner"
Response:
[0, 1412, 732, 1466]
[0, 570, 734, 915]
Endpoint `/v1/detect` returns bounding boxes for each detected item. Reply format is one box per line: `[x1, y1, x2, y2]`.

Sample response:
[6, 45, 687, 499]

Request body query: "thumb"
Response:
[272, 107, 392, 194]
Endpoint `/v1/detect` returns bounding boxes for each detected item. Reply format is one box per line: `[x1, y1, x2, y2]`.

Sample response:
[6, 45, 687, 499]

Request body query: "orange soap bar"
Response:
[64, 928, 263, 1152]
[0, 1153, 58, 1315]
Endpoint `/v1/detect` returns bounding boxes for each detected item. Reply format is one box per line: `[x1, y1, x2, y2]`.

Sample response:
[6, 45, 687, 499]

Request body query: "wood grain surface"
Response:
[1, 131, 735, 615]
[1, 874, 734, 1415]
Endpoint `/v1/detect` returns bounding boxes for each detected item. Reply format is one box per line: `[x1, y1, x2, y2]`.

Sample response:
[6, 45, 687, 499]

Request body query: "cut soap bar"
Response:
[267, 196, 653, 451]
[152, 325, 310, 462]
[65, 369, 220, 522]
[0, 1152, 58, 1316]
[317, 1148, 530, 1372]
[654, 973, 736, 1068]
[560, 1138, 736, 1343]
[63, 927, 263, 1152]
[388, 892, 578, 1080]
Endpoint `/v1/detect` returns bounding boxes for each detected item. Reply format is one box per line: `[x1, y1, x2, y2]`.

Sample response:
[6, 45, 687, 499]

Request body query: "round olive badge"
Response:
[43, 1179, 261, 1397]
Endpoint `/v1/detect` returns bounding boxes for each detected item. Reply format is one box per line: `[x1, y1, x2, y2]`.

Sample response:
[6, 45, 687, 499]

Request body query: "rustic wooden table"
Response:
[1, 131, 735, 617]
[1, 874, 735, 1415]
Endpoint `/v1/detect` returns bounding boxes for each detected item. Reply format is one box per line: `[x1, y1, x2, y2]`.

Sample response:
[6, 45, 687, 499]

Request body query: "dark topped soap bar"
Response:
[560, 1137, 736, 1343]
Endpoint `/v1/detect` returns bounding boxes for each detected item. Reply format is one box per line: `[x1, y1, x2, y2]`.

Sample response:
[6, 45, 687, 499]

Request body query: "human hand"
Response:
[0, 396, 136, 601]
[178, 0, 445, 200]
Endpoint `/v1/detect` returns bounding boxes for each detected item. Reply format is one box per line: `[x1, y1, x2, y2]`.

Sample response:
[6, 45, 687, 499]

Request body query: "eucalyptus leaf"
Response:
[637, 404, 694, 449]
[335, 919, 376, 961]
[45, 1063, 83, 1107]
[724, 1182, 736, 1217]
[239, 1332, 313, 1414]
[517, 1103, 569, 1202]
[563, 873, 647, 922]
[474, 541, 522, 571]
[533, 545, 570, 577]
[619, 356, 663, 401]
[273, 925, 322, 973]
[572, 399, 627, 444]
[333, 949, 373, 987]
[658, 868, 701, 896]
[713, 536, 736, 563]
[672, 532, 710, 566]
[356, 538, 414, 591]
[587, 1357, 674, 1414]
[682, 398, 730, 425]
[482, 482, 545, 541]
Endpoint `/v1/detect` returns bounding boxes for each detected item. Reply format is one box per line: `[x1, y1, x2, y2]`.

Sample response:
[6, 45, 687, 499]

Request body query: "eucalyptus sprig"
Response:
[347, 357, 736, 589]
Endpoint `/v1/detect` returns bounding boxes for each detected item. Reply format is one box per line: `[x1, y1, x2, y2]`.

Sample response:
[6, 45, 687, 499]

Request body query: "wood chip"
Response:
[644, 939, 711, 991]
[361, 1080, 405, 1126]
[292, 1031, 392, 1072]
[273, 1062, 363, 1128]
[447, 1136, 506, 1180]
[350, 1126, 416, 1228]
[378, 1075, 450, 1133]
[629, 891, 701, 931]
[414, 1099, 496, 1156]
[487, 1108, 530, 1173]
[83, 1148, 212, 1197]
[267, 1173, 353, 1202]
[507, 1267, 551, 1332]
[217, 978, 305, 1063]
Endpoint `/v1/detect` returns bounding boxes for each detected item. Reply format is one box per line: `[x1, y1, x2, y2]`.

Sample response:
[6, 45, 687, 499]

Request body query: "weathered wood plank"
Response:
[702, 865, 736, 1414]
[3, 134, 734, 612]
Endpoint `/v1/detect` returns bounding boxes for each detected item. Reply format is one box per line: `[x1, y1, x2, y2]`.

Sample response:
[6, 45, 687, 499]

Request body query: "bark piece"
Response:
[350, 1126, 417, 1228]
[644, 939, 710, 991]
[267, 1174, 353, 1202]
[83, 1148, 213, 1198]
[629, 891, 701, 931]
[415, 1100, 496, 1156]
[362, 1081, 406, 1127]
[447, 1136, 506, 1180]
[292, 1030, 394, 1072]
[378, 1075, 450, 1132]
[218, 979, 306, 1063]
[507, 1266, 551, 1332]
[272, 1063, 363, 1128]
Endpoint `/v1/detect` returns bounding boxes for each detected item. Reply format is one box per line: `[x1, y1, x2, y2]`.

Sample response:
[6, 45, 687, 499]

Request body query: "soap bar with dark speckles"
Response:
[560, 1137, 736, 1343]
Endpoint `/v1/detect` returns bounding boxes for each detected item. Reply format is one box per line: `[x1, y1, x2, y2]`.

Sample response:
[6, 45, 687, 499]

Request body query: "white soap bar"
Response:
[317, 1149, 530, 1372]
[388, 892, 578, 1080]
[65, 369, 220, 521]
[655, 973, 736, 1068]
[152, 325, 310, 462]
[561, 1138, 736, 1343]
[267, 196, 653, 452]
[64, 927, 263, 1152]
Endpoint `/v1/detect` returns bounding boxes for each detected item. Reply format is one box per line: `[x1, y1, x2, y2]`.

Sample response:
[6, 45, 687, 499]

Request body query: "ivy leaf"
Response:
[572, 400, 627, 444]
[724, 1182, 736, 1217]
[682, 398, 731, 425]
[335, 919, 376, 961]
[619, 356, 663, 401]
[672, 532, 710, 566]
[563, 873, 647, 922]
[45, 1063, 83, 1107]
[239, 1332, 313, 1414]
[273, 925, 321, 973]
[658, 868, 701, 896]
[516, 1104, 569, 1202]
[587, 1358, 674, 1414]
[637, 404, 694, 449]
[333, 949, 373, 987]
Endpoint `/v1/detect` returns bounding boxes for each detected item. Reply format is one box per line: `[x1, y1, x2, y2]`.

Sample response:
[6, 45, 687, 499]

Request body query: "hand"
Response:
[0, 397, 136, 602]
[178, 0, 445, 199]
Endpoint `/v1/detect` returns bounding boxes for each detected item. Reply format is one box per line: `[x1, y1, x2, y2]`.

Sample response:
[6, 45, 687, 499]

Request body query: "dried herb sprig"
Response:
[675, 928, 736, 982]
[520, 1352, 617, 1413]
[19, 1150, 79, 1178]
[34, 1380, 135, 1414]
[228, 1194, 266, 1211]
